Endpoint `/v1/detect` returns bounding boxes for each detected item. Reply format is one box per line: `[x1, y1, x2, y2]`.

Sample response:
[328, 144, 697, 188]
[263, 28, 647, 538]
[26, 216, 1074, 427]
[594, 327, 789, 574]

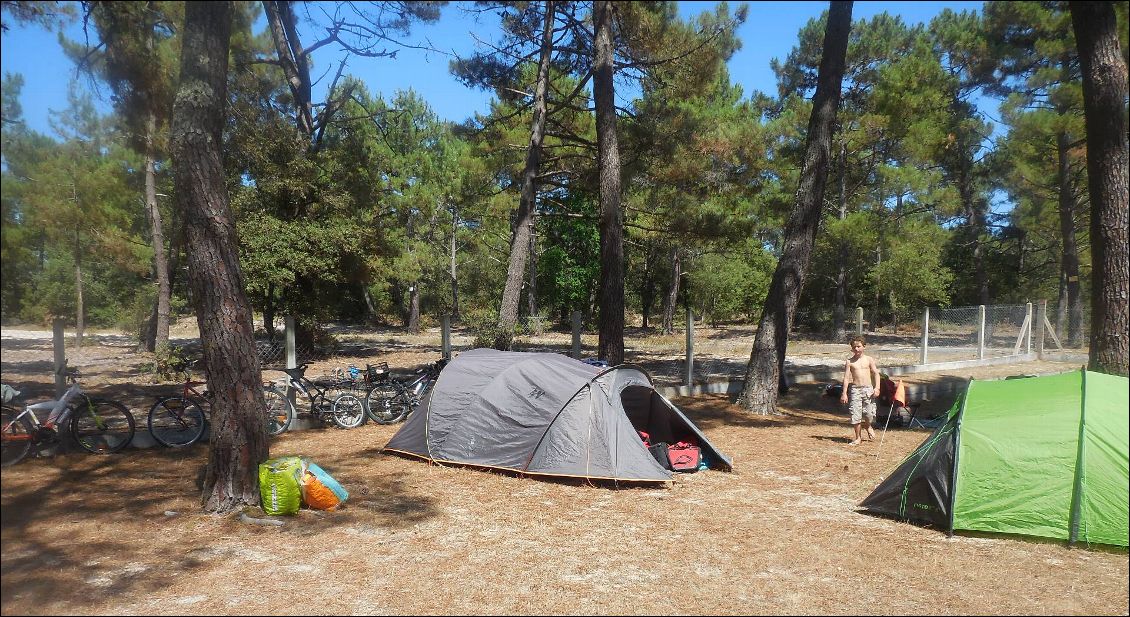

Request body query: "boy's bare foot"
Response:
[866, 428, 876, 441]
[848, 439, 861, 446]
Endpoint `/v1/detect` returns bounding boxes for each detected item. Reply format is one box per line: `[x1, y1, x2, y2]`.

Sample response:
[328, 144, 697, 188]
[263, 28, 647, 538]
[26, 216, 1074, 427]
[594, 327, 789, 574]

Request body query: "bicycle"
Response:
[265, 363, 366, 430]
[147, 359, 213, 448]
[1, 371, 136, 466]
[363, 358, 448, 425]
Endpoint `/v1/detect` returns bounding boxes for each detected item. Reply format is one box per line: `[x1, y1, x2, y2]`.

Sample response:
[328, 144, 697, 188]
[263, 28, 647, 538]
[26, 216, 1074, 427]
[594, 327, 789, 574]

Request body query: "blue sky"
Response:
[1, 1, 987, 137]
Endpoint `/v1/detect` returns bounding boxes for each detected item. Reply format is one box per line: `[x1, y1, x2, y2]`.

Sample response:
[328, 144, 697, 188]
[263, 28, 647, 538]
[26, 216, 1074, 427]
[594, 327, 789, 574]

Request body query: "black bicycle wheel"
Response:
[70, 399, 136, 454]
[263, 387, 295, 436]
[364, 383, 411, 424]
[331, 393, 366, 429]
[1, 406, 34, 467]
[148, 396, 207, 447]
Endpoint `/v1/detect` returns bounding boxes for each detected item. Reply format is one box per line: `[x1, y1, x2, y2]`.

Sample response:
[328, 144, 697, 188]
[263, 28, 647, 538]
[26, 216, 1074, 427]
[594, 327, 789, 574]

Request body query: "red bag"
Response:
[667, 441, 701, 472]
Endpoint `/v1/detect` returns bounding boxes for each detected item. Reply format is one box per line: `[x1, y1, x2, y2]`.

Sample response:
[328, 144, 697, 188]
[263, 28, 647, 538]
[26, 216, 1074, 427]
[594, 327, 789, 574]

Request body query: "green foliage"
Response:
[462, 306, 517, 350]
[688, 243, 775, 325]
[147, 342, 191, 383]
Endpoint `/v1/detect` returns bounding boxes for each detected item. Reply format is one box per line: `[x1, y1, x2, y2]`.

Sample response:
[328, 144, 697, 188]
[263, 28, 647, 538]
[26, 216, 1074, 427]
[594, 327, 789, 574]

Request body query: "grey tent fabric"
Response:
[384, 348, 732, 482]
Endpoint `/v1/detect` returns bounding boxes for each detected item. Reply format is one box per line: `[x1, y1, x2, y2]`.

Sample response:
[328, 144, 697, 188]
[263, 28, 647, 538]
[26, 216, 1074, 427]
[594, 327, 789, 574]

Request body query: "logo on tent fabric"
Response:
[529, 386, 547, 400]
[913, 502, 933, 511]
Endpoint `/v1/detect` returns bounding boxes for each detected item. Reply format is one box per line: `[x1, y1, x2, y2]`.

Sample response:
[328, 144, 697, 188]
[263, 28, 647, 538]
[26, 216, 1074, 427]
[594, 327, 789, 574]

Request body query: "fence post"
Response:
[441, 315, 451, 359]
[284, 315, 297, 405]
[855, 306, 863, 338]
[1025, 302, 1033, 355]
[685, 306, 694, 387]
[976, 304, 986, 360]
[52, 317, 67, 398]
[919, 307, 930, 365]
[571, 311, 582, 359]
[1036, 300, 1047, 360]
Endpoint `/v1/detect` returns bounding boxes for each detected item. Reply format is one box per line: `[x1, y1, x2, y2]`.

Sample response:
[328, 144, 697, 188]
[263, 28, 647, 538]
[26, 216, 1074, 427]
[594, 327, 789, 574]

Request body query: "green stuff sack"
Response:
[258, 456, 305, 515]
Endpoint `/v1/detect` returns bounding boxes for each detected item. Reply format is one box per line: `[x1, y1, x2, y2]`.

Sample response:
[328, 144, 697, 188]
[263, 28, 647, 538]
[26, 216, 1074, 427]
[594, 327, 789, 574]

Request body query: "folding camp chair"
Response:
[875, 375, 922, 428]
[873, 376, 919, 457]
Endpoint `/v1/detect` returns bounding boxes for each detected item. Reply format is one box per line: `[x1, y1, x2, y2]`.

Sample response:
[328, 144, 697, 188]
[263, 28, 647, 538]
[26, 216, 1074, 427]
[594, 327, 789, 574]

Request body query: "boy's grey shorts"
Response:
[849, 385, 876, 424]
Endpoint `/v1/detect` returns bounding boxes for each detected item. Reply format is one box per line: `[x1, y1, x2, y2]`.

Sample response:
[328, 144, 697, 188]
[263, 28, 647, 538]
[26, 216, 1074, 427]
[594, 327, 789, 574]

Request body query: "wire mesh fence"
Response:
[924, 304, 1032, 363]
[199, 301, 1052, 391]
[926, 306, 981, 362]
[1048, 301, 1090, 350]
[254, 338, 316, 368]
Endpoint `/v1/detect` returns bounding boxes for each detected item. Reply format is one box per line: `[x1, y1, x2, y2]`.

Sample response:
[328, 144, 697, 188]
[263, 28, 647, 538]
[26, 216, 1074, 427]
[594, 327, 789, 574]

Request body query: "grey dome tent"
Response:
[384, 348, 733, 482]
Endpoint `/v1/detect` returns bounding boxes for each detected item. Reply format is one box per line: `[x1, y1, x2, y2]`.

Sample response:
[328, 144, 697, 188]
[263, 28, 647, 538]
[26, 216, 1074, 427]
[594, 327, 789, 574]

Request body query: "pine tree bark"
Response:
[661, 246, 681, 334]
[1071, 1, 1130, 376]
[172, 0, 269, 512]
[594, 0, 624, 365]
[496, 1, 553, 350]
[450, 204, 460, 321]
[526, 224, 539, 326]
[832, 140, 848, 341]
[73, 228, 84, 350]
[737, 1, 852, 413]
[1056, 130, 1084, 347]
[408, 282, 420, 333]
[143, 108, 171, 352]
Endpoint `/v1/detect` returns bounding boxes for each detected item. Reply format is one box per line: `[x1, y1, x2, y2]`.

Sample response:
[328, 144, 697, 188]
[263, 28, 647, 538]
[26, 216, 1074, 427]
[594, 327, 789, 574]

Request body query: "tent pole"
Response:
[1068, 369, 1087, 546]
[947, 378, 972, 537]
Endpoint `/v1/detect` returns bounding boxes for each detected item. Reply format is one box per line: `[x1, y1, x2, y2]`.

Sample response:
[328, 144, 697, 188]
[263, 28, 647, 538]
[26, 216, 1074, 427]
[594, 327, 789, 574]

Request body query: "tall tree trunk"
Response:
[661, 246, 681, 334]
[737, 0, 852, 413]
[526, 221, 539, 326]
[1056, 130, 1084, 347]
[143, 109, 171, 352]
[362, 285, 378, 323]
[73, 227, 84, 350]
[263, 0, 313, 141]
[1071, 1, 1130, 376]
[172, 0, 269, 513]
[832, 140, 848, 341]
[640, 245, 655, 330]
[496, 1, 554, 350]
[408, 282, 420, 333]
[1056, 270, 1068, 339]
[593, 0, 624, 365]
[263, 283, 276, 339]
[450, 204, 460, 321]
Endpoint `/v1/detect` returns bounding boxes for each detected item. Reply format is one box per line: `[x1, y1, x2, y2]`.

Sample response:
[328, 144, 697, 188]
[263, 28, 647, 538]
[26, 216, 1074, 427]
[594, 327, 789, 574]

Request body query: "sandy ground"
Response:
[1, 323, 1124, 615]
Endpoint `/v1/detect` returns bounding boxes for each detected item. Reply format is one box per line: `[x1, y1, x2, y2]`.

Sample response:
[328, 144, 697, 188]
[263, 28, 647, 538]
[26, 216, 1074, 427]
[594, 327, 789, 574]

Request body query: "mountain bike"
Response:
[266, 363, 366, 430]
[147, 359, 212, 447]
[363, 358, 448, 425]
[1, 371, 136, 466]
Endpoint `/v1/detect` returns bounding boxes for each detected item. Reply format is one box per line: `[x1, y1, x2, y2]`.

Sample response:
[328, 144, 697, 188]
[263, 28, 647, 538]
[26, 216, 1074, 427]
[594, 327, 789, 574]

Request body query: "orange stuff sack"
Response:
[301, 472, 342, 510]
[300, 463, 348, 511]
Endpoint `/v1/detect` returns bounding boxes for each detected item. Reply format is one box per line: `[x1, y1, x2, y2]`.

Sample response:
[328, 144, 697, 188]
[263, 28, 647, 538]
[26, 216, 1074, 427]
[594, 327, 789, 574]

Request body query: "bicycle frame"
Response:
[14, 382, 85, 431]
[276, 366, 359, 412]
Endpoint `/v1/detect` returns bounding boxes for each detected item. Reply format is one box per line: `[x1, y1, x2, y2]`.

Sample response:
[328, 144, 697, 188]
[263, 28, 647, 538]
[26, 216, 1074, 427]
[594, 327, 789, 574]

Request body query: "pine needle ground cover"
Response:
[2, 327, 1125, 615]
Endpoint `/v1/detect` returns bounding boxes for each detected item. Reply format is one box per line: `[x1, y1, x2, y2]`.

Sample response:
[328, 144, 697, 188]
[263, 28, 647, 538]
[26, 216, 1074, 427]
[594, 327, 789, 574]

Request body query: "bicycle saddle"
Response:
[281, 364, 309, 379]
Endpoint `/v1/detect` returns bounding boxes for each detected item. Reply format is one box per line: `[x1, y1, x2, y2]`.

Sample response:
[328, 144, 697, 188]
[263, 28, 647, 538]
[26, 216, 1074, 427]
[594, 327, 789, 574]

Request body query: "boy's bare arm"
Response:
[840, 361, 851, 403]
[870, 357, 881, 393]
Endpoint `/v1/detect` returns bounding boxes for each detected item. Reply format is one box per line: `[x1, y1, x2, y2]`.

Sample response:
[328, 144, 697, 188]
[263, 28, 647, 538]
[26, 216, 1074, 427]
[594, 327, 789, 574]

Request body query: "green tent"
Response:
[859, 370, 1129, 547]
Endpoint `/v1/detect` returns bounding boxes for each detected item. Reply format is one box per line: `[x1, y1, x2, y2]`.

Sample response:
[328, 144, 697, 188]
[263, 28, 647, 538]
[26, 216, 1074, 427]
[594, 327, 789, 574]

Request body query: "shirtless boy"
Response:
[840, 336, 880, 446]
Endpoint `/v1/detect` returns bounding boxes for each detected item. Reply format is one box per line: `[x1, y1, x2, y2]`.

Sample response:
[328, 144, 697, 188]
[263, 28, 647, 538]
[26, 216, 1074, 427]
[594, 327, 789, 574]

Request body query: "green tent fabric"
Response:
[860, 370, 1128, 547]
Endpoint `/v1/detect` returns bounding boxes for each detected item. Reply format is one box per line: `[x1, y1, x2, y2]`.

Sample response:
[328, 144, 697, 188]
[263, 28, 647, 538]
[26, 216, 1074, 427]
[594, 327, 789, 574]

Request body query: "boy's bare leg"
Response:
[865, 420, 875, 441]
[849, 423, 862, 445]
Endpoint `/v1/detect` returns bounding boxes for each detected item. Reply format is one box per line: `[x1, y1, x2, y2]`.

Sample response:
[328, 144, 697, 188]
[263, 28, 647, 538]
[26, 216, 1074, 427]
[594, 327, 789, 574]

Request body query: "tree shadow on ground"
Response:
[0, 440, 445, 610]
